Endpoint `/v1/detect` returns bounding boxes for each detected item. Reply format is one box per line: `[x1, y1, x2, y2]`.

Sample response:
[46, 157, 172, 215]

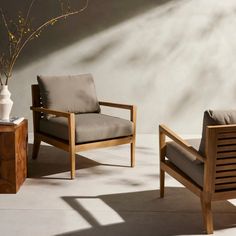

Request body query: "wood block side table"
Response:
[0, 119, 28, 193]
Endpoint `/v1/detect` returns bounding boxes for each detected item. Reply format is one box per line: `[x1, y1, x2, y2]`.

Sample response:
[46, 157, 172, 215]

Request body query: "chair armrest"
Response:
[30, 106, 72, 118]
[99, 101, 136, 123]
[30, 106, 75, 146]
[208, 124, 236, 129]
[99, 101, 135, 110]
[159, 124, 205, 163]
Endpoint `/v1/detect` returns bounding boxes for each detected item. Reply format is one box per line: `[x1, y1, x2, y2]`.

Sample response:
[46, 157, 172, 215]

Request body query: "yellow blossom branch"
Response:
[0, 0, 89, 85]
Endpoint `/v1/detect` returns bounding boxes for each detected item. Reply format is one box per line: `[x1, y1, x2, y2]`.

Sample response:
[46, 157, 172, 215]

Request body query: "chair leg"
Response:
[131, 142, 135, 167]
[32, 135, 41, 160]
[160, 168, 165, 198]
[70, 149, 76, 179]
[201, 197, 213, 234]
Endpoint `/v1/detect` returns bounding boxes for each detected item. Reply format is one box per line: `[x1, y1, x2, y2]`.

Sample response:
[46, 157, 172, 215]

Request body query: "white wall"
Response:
[9, 0, 236, 134]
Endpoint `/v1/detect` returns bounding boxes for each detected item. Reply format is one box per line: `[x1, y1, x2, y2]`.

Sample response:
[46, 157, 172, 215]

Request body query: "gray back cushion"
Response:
[37, 74, 100, 114]
[199, 110, 236, 155]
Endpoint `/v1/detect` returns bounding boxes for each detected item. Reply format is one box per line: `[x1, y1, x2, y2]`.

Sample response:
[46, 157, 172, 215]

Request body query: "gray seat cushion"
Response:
[37, 74, 100, 114]
[199, 110, 236, 155]
[39, 113, 133, 144]
[166, 139, 204, 187]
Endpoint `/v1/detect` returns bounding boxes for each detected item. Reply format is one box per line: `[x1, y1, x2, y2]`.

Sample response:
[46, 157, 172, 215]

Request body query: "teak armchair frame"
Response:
[159, 124, 236, 234]
[30, 85, 136, 179]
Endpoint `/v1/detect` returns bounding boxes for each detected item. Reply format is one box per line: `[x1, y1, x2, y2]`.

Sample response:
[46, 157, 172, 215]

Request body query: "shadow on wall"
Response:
[0, 0, 175, 69]
[57, 188, 236, 236]
[4, 0, 235, 134]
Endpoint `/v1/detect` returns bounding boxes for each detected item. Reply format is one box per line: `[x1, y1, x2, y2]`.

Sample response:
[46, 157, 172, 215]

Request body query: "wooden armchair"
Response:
[30, 74, 136, 179]
[159, 123, 236, 234]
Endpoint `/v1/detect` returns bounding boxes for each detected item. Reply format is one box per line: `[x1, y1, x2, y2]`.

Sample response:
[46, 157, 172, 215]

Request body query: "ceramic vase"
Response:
[0, 85, 13, 120]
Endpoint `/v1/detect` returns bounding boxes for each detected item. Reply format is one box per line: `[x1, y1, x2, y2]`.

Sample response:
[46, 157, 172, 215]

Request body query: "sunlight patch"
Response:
[228, 199, 236, 206]
[77, 198, 125, 226]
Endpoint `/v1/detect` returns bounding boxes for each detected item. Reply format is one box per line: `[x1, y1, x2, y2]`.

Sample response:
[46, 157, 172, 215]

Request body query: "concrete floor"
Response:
[0, 134, 235, 236]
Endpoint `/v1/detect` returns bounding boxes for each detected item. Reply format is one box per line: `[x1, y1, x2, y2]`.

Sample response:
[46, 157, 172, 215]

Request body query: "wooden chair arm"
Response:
[208, 124, 236, 129]
[30, 106, 72, 118]
[159, 124, 205, 163]
[30, 107, 75, 143]
[99, 101, 135, 111]
[99, 101, 137, 123]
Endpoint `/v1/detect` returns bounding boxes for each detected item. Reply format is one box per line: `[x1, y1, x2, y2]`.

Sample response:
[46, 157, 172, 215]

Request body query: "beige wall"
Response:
[4, 0, 236, 134]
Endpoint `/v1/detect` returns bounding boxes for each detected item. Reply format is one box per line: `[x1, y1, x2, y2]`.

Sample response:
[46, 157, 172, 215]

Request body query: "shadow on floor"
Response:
[27, 144, 97, 179]
[57, 188, 236, 236]
[27, 144, 129, 179]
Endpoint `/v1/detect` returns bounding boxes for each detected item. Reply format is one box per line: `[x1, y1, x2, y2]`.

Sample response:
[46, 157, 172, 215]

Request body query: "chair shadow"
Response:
[56, 188, 236, 236]
[27, 144, 102, 179]
[27, 143, 130, 179]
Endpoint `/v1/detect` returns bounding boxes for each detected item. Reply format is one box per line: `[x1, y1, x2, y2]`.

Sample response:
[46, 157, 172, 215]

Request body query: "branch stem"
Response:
[6, 0, 89, 85]
[1, 0, 89, 85]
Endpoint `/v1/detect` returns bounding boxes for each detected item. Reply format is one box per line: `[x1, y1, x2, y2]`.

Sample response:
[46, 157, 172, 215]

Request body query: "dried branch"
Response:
[0, 57, 3, 85]
[0, 8, 13, 70]
[0, 0, 89, 85]
[15, 0, 36, 49]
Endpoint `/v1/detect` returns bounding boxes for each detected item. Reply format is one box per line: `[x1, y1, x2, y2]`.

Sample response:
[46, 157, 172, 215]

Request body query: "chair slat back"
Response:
[31, 84, 41, 107]
[208, 125, 236, 192]
[31, 84, 42, 132]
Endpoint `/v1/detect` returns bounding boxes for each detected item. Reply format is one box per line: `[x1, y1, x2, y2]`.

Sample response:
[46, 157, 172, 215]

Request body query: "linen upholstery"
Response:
[39, 113, 133, 144]
[166, 139, 204, 187]
[199, 110, 236, 155]
[37, 74, 100, 115]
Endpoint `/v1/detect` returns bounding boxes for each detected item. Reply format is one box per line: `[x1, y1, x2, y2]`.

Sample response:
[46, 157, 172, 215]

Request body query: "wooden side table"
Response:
[0, 119, 28, 193]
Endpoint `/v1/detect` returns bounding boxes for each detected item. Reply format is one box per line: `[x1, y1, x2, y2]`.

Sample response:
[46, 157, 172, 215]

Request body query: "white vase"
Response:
[0, 85, 13, 120]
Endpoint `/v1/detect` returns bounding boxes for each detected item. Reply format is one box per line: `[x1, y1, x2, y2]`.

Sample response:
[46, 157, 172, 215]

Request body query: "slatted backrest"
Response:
[206, 125, 236, 193]
[31, 84, 42, 132]
[31, 84, 41, 107]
